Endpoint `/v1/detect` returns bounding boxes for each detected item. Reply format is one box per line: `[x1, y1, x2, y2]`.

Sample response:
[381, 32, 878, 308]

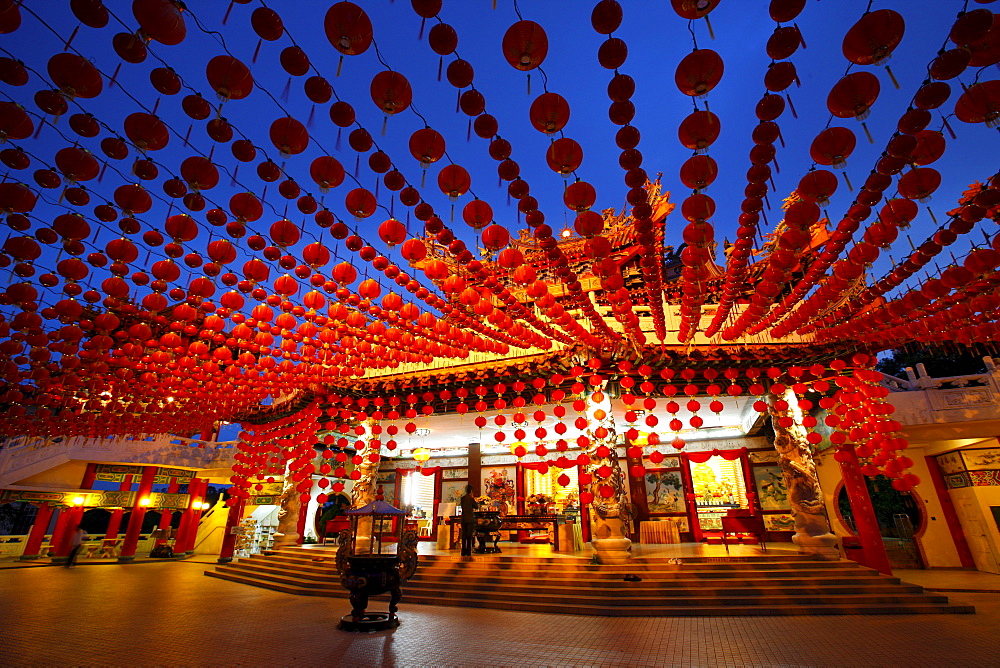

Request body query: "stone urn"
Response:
[339, 553, 403, 628]
[474, 510, 502, 554]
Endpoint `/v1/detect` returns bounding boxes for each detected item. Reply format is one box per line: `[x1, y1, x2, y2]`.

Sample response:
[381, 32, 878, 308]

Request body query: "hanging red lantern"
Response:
[897, 167, 941, 202]
[345, 188, 377, 219]
[842, 9, 905, 65]
[910, 130, 946, 166]
[767, 26, 803, 60]
[529, 92, 570, 134]
[462, 199, 492, 229]
[796, 170, 838, 205]
[677, 110, 721, 152]
[481, 224, 510, 251]
[323, 2, 373, 56]
[47, 53, 103, 99]
[955, 81, 1000, 127]
[269, 117, 309, 156]
[309, 156, 345, 192]
[827, 71, 880, 120]
[564, 181, 597, 212]
[370, 71, 412, 115]
[123, 112, 169, 151]
[809, 126, 856, 168]
[545, 138, 583, 175]
[251, 7, 283, 41]
[437, 164, 471, 200]
[206, 55, 254, 101]
[180, 156, 219, 191]
[764, 61, 798, 92]
[502, 20, 548, 71]
[54, 147, 99, 182]
[132, 0, 186, 45]
[679, 155, 718, 190]
[674, 49, 724, 97]
[671, 0, 720, 20]
[408, 128, 446, 167]
[378, 219, 407, 247]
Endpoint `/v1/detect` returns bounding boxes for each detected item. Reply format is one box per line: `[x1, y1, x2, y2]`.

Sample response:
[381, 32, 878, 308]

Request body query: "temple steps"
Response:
[204, 547, 975, 616]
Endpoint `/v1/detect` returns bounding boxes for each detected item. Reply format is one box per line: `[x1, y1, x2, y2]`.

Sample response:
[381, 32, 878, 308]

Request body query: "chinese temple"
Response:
[1, 0, 1000, 617]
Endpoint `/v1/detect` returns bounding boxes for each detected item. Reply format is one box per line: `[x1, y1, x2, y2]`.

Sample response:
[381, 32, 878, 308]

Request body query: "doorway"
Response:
[688, 455, 749, 533]
[837, 475, 925, 568]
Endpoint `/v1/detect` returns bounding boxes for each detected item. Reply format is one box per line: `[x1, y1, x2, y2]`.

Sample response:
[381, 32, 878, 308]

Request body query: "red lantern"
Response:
[370, 71, 412, 115]
[678, 111, 720, 152]
[324, 2, 373, 56]
[437, 164, 471, 200]
[842, 9, 905, 65]
[309, 156, 345, 192]
[897, 167, 941, 202]
[378, 219, 407, 247]
[674, 49, 724, 97]
[206, 56, 254, 101]
[545, 138, 583, 175]
[408, 128, 446, 167]
[269, 117, 309, 156]
[123, 113, 169, 151]
[47, 53, 103, 98]
[502, 20, 548, 71]
[132, 0, 186, 45]
[809, 126, 856, 168]
[345, 188, 377, 219]
[827, 71, 880, 120]
[529, 92, 570, 134]
[955, 81, 1000, 127]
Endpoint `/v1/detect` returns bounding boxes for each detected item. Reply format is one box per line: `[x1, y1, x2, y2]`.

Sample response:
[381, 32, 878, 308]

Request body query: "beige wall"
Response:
[816, 447, 963, 568]
[948, 485, 1000, 573]
[17, 461, 89, 490]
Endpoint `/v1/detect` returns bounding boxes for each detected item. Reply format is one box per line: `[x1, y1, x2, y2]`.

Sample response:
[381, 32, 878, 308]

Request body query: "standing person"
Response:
[459, 485, 479, 557]
[65, 525, 88, 568]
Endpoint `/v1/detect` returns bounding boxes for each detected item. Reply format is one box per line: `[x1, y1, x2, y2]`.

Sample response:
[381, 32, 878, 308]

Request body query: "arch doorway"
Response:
[838, 475, 925, 568]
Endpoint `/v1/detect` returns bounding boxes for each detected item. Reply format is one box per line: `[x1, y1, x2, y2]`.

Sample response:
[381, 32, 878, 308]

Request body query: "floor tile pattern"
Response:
[1, 561, 998, 667]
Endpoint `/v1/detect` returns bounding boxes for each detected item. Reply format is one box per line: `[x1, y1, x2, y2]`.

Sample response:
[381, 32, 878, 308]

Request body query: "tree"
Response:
[876, 347, 986, 379]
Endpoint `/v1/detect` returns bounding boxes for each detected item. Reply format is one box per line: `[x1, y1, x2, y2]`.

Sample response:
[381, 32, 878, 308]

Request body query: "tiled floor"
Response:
[1, 560, 998, 667]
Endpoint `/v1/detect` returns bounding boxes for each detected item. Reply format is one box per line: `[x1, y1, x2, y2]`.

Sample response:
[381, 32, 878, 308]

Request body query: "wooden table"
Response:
[639, 519, 681, 544]
[448, 514, 566, 551]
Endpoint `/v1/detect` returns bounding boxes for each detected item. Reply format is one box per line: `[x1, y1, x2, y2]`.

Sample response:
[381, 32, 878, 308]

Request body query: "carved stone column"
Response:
[585, 387, 632, 564]
[350, 434, 380, 552]
[272, 476, 301, 547]
[769, 388, 839, 560]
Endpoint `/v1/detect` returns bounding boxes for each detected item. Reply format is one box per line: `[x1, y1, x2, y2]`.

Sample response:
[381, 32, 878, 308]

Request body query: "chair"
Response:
[100, 539, 122, 558]
[720, 510, 767, 553]
[321, 517, 351, 545]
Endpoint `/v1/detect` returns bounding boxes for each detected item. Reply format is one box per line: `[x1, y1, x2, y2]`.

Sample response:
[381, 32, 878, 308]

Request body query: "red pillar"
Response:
[119, 466, 158, 562]
[217, 498, 247, 563]
[839, 443, 893, 575]
[679, 454, 703, 542]
[19, 503, 54, 561]
[103, 475, 134, 541]
[296, 493, 308, 546]
[175, 478, 207, 555]
[155, 477, 180, 545]
[924, 454, 977, 568]
[52, 505, 84, 563]
[80, 462, 98, 490]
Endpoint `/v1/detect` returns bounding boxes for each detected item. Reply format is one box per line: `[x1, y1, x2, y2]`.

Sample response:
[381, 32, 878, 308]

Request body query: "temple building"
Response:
[1, 0, 999, 619]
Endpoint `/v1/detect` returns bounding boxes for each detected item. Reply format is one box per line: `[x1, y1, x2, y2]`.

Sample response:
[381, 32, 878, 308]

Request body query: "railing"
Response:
[881, 356, 1000, 428]
[0, 434, 240, 484]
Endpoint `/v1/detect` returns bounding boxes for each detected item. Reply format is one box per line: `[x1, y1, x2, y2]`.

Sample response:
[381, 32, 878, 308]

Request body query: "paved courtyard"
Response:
[1, 561, 998, 667]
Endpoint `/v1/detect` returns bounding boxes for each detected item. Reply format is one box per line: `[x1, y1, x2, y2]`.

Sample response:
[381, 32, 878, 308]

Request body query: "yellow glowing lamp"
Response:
[139, 497, 152, 507]
[72, 495, 85, 506]
[412, 447, 431, 464]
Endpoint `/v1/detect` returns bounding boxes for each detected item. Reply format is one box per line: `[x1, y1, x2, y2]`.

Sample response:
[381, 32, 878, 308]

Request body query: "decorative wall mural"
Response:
[935, 451, 965, 474]
[963, 448, 1000, 471]
[763, 514, 795, 531]
[645, 471, 685, 513]
[753, 465, 791, 511]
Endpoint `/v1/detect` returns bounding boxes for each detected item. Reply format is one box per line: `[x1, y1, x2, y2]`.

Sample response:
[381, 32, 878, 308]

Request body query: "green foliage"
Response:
[876, 348, 986, 379]
[838, 475, 920, 537]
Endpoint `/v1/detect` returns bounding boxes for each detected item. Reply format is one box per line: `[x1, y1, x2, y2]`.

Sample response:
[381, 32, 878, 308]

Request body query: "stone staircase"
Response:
[205, 546, 974, 616]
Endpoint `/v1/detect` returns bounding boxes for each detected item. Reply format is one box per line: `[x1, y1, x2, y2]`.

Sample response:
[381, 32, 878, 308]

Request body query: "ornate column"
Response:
[769, 388, 839, 560]
[350, 438, 381, 552]
[19, 502, 54, 561]
[585, 386, 632, 564]
[272, 475, 302, 547]
[119, 466, 157, 562]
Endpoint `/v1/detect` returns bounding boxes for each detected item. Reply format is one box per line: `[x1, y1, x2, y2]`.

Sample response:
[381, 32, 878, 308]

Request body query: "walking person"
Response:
[459, 485, 479, 557]
[65, 525, 88, 568]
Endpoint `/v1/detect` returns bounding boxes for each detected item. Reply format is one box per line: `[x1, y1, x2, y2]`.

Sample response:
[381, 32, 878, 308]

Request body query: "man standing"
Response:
[459, 485, 479, 557]
[66, 525, 88, 568]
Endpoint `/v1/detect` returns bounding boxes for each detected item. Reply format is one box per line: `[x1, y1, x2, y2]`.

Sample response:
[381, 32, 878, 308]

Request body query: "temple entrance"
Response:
[397, 470, 436, 538]
[522, 465, 580, 516]
[688, 455, 749, 536]
[838, 475, 924, 568]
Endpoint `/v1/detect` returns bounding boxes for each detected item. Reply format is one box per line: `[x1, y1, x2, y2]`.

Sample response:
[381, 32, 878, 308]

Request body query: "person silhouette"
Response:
[459, 485, 479, 557]
[66, 525, 88, 568]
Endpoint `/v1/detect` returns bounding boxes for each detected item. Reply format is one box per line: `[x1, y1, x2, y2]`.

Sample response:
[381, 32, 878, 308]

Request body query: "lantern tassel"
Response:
[281, 77, 291, 102]
[942, 115, 957, 139]
[335, 126, 341, 150]
[843, 171, 853, 192]
[772, 155, 780, 173]
[861, 121, 874, 144]
[437, 56, 443, 81]
[455, 90, 461, 113]
[705, 16, 715, 40]
[354, 155, 360, 178]
[418, 17, 426, 40]
[777, 128, 785, 148]
[885, 65, 899, 89]
[785, 93, 797, 119]
[109, 63, 122, 89]
[64, 25, 79, 51]
[98, 163, 106, 183]
[375, 179, 380, 199]
[32, 118, 44, 139]
[183, 124, 192, 147]
[151, 97, 160, 116]
[450, 204, 455, 223]
[308, 105, 316, 129]
[222, 0, 235, 25]
[230, 164, 239, 187]
[527, 73, 531, 96]
[466, 118, 471, 142]
[252, 39, 262, 64]
[381, 115, 388, 136]
[927, 206, 937, 224]
[336, 55, 344, 77]
[421, 169, 426, 188]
